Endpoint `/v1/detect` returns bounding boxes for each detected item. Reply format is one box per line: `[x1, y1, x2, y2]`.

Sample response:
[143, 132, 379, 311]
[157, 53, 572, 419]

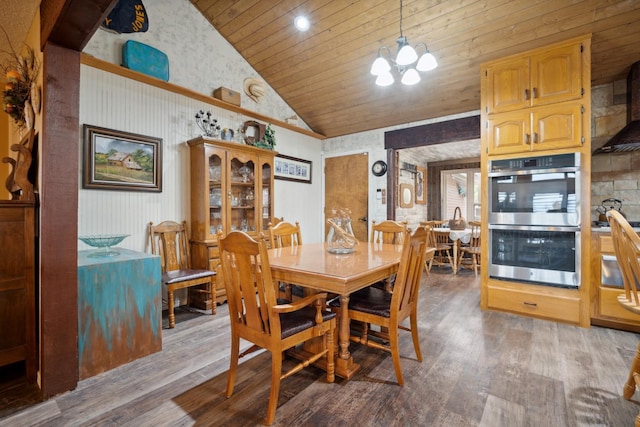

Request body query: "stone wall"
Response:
[591, 80, 640, 222]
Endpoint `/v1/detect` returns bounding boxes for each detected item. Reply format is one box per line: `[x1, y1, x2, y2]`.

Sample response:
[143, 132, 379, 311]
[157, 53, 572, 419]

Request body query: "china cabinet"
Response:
[188, 137, 276, 305]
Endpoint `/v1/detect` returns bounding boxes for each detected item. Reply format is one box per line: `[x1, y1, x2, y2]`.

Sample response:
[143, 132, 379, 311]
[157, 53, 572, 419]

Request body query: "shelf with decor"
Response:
[188, 137, 276, 305]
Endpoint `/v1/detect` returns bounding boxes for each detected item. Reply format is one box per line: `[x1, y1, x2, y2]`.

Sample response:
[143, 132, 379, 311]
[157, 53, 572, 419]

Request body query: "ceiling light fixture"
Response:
[294, 15, 310, 32]
[370, 0, 438, 87]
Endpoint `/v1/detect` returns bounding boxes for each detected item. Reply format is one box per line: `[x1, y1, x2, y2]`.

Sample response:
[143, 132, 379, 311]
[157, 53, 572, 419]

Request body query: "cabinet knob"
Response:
[525, 134, 531, 145]
[533, 132, 539, 143]
[524, 89, 530, 100]
[532, 87, 537, 98]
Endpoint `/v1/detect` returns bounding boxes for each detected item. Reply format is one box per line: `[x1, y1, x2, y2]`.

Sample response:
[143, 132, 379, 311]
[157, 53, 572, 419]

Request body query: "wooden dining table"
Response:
[267, 241, 404, 380]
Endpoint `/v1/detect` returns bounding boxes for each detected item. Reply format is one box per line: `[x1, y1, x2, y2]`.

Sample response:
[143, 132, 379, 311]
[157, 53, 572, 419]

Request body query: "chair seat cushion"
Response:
[162, 268, 214, 284]
[279, 307, 336, 339]
[329, 286, 392, 318]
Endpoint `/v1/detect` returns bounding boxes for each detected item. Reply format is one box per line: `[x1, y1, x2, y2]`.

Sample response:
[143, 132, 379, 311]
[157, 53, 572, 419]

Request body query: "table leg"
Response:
[452, 239, 459, 274]
[287, 293, 361, 380]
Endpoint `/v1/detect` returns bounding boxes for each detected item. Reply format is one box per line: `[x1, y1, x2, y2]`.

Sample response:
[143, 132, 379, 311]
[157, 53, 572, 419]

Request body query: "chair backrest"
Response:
[370, 220, 407, 244]
[218, 231, 281, 341]
[149, 220, 192, 273]
[467, 221, 481, 247]
[607, 210, 640, 308]
[268, 221, 302, 248]
[390, 227, 429, 321]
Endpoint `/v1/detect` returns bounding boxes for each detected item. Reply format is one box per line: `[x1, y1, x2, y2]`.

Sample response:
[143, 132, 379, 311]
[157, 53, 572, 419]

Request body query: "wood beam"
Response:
[384, 115, 481, 150]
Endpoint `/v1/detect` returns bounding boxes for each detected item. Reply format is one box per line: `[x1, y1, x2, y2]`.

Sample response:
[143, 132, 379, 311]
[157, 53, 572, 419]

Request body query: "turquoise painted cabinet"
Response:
[78, 248, 161, 379]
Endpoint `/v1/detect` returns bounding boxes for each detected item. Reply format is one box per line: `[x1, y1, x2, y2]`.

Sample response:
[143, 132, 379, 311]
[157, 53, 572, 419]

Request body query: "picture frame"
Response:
[274, 154, 312, 184]
[399, 183, 414, 208]
[83, 124, 162, 192]
[415, 165, 427, 204]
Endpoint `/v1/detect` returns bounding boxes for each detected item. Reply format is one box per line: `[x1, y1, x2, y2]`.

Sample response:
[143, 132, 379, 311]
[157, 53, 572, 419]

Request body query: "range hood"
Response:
[593, 61, 640, 154]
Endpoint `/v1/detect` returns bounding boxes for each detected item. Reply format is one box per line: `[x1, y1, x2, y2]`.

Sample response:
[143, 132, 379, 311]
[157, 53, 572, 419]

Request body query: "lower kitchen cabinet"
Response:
[590, 229, 640, 332]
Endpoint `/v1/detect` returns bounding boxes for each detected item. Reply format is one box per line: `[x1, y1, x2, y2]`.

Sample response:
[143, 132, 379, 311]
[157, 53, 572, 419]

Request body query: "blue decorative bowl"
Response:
[78, 234, 129, 258]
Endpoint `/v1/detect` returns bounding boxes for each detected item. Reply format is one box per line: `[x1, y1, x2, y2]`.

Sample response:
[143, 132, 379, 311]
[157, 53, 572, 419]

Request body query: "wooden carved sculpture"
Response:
[2, 129, 36, 201]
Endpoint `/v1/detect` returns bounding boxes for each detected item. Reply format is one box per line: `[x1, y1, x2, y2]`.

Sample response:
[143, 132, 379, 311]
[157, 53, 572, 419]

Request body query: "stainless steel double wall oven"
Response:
[488, 153, 581, 288]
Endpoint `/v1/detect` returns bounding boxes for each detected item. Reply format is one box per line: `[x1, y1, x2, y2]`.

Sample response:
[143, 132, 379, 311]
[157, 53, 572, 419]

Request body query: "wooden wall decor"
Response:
[2, 129, 36, 201]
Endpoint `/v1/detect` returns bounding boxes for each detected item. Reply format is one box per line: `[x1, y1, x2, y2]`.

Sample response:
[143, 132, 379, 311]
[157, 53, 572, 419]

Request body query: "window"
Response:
[441, 169, 481, 222]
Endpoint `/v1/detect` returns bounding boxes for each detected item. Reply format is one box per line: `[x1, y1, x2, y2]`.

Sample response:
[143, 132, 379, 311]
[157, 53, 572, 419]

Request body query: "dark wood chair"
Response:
[607, 210, 640, 427]
[330, 226, 429, 385]
[217, 231, 336, 426]
[458, 221, 481, 277]
[148, 220, 215, 328]
[268, 220, 303, 300]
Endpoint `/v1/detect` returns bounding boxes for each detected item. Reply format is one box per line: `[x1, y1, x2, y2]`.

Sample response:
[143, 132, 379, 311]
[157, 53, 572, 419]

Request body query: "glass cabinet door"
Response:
[208, 152, 223, 237]
[229, 156, 256, 233]
[260, 160, 273, 230]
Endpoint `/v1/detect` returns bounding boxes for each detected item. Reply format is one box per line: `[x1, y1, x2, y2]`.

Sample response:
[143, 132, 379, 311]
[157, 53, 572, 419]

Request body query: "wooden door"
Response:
[324, 153, 368, 242]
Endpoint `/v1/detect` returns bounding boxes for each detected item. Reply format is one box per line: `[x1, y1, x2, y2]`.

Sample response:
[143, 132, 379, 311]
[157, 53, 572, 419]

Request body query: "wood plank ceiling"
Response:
[191, 0, 640, 139]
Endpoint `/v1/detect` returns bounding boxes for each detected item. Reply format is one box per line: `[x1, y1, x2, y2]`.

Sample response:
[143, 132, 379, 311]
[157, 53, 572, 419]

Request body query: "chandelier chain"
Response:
[399, 0, 404, 37]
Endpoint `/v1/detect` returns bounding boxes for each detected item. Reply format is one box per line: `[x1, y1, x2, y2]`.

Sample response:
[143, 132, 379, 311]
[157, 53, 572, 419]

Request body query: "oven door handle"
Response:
[488, 166, 579, 177]
[489, 224, 581, 232]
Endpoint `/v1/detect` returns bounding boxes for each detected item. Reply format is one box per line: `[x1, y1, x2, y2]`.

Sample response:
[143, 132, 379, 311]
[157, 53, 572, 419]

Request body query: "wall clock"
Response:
[371, 160, 387, 177]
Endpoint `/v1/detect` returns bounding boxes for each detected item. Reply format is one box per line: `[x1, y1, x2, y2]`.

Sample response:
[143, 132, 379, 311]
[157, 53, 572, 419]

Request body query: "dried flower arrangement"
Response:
[1, 28, 40, 129]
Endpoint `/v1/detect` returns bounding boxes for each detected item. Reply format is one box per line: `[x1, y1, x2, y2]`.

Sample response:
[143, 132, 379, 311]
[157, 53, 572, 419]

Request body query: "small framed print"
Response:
[415, 165, 426, 204]
[274, 154, 312, 184]
[83, 124, 162, 192]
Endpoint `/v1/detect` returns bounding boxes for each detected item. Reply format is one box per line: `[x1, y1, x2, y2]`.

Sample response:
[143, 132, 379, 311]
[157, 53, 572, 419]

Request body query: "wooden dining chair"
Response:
[330, 226, 429, 385]
[458, 221, 481, 277]
[268, 220, 303, 300]
[607, 209, 640, 426]
[429, 228, 454, 270]
[370, 220, 408, 291]
[148, 220, 215, 328]
[217, 231, 336, 425]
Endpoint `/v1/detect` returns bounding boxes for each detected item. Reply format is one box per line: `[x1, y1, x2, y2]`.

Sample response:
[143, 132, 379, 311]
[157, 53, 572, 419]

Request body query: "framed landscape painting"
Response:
[83, 125, 162, 192]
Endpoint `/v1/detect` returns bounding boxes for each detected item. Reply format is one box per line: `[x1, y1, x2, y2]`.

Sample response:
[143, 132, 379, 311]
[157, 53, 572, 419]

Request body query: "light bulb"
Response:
[416, 52, 438, 71]
[401, 68, 420, 85]
[294, 16, 310, 31]
[396, 44, 418, 66]
[375, 72, 394, 86]
[370, 57, 391, 76]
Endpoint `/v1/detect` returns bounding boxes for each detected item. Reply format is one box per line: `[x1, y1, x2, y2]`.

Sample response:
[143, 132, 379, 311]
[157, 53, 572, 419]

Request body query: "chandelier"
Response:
[370, 0, 438, 86]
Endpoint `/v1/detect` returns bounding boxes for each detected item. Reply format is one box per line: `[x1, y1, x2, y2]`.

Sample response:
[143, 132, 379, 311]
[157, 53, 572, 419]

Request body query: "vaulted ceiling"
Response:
[191, 0, 640, 139]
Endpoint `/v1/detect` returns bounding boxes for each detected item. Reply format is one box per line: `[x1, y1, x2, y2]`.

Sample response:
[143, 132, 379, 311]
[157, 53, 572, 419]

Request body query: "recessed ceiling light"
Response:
[294, 16, 310, 32]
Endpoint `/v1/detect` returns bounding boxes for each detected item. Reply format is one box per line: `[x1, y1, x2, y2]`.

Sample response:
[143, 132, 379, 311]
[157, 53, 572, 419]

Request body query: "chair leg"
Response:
[624, 341, 640, 399]
[167, 289, 176, 329]
[226, 334, 240, 398]
[410, 311, 422, 362]
[265, 351, 283, 425]
[472, 254, 478, 277]
[389, 329, 404, 386]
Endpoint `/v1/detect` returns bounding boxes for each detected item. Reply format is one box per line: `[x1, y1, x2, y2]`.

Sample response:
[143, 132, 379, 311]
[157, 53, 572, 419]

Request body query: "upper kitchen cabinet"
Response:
[486, 101, 584, 155]
[187, 137, 275, 304]
[481, 34, 590, 157]
[483, 39, 584, 115]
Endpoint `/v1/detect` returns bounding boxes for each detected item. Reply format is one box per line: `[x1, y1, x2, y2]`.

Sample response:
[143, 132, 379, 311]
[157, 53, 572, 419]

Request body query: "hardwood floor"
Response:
[1, 267, 639, 426]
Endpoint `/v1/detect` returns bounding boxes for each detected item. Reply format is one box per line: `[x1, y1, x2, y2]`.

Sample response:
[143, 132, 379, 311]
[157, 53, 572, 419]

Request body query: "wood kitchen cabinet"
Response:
[486, 101, 584, 155]
[483, 40, 583, 115]
[0, 202, 36, 383]
[590, 230, 640, 332]
[188, 137, 276, 305]
[479, 35, 592, 328]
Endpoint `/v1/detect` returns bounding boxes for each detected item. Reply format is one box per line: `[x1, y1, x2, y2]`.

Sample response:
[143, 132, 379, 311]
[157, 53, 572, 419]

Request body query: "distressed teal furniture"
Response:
[78, 248, 161, 379]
